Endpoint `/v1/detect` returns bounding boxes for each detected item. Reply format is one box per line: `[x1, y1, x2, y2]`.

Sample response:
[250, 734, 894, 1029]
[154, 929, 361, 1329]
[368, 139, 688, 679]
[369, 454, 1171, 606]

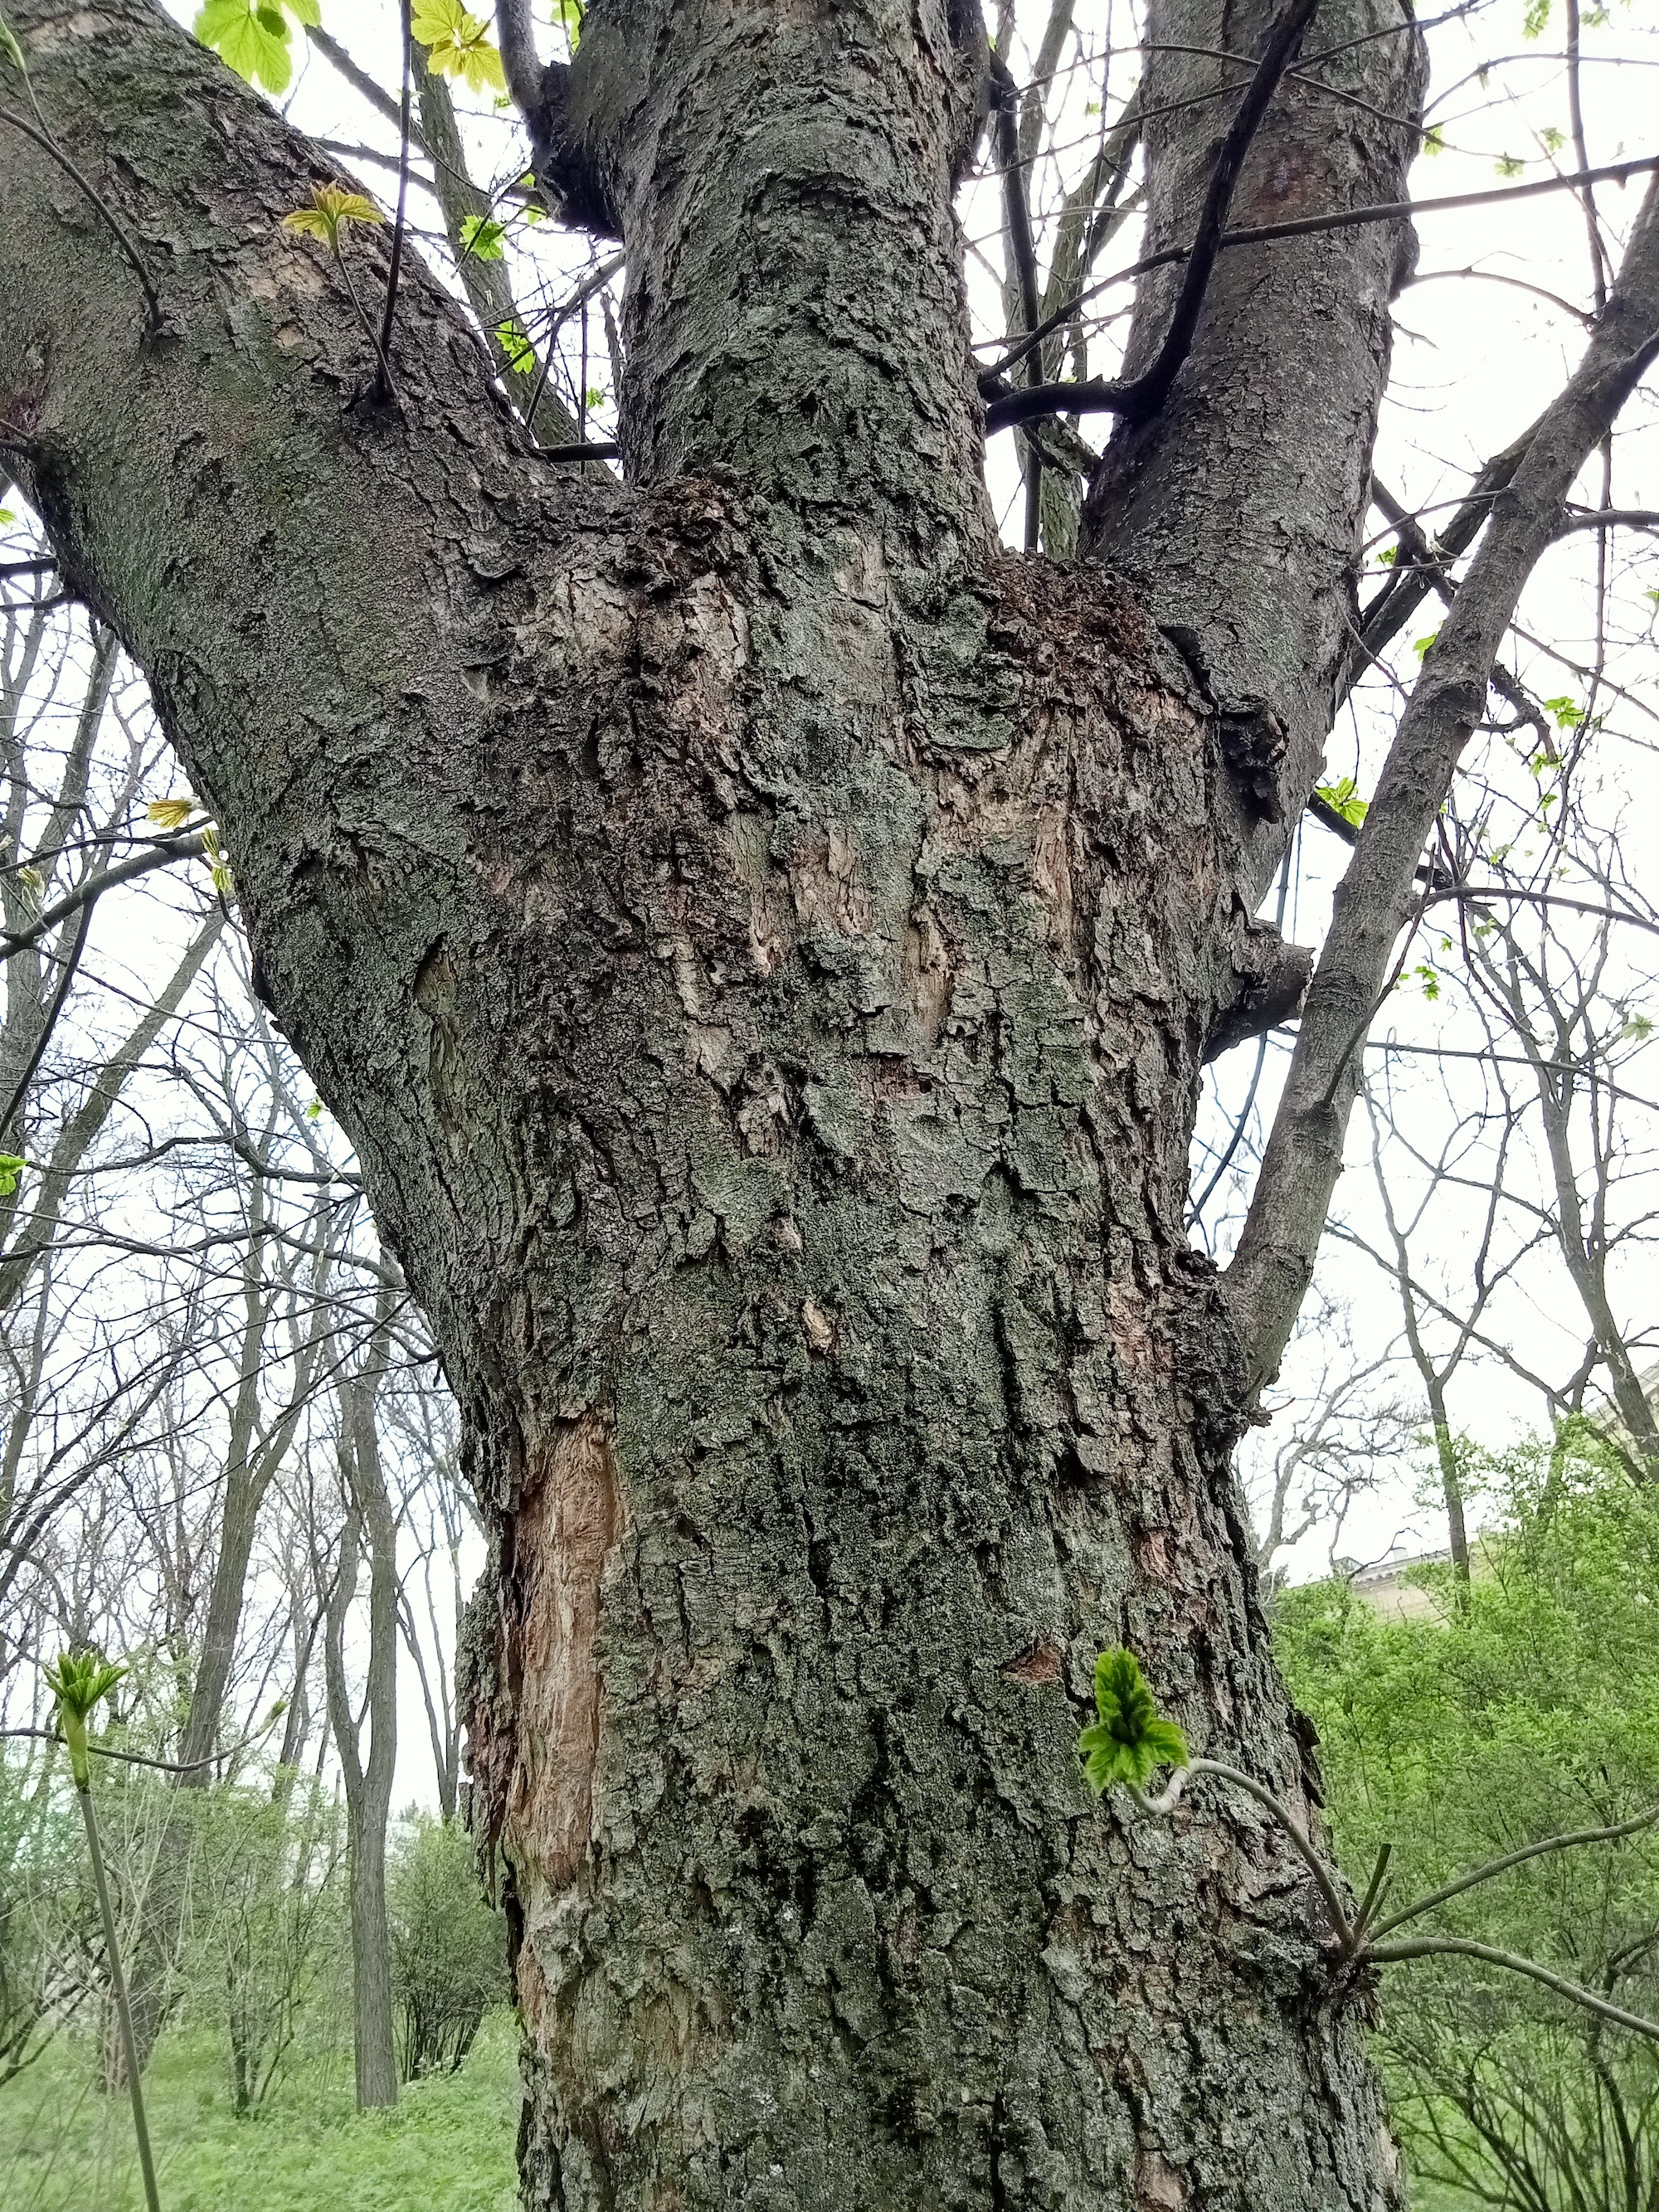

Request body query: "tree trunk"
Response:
[0, 0, 1437, 2201]
[324, 1310, 401, 2110]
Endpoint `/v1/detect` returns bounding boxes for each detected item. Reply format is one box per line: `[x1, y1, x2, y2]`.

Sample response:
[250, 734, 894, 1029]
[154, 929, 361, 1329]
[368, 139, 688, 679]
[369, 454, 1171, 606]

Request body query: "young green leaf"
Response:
[460, 212, 508, 260]
[0, 1153, 26, 1198]
[146, 795, 197, 832]
[45, 1648, 128, 1786]
[1316, 775, 1370, 829]
[0, 6, 27, 78]
[411, 0, 506, 93]
[495, 318, 536, 373]
[282, 182, 383, 249]
[195, 0, 295, 94]
[1078, 1649, 1190, 1794]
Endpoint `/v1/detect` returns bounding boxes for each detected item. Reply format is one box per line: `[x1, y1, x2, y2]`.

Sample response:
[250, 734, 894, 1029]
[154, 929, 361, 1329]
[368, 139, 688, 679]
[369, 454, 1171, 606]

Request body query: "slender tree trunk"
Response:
[324, 1309, 401, 2110]
[346, 1774, 398, 2108]
[1425, 1381, 1472, 1588]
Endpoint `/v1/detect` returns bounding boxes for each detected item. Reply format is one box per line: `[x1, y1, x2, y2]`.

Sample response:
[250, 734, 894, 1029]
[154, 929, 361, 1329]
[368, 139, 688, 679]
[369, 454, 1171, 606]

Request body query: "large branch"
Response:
[1082, 0, 1426, 902]
[985, 0, 1320, 438]
[1224, 170, 1659, 1393]
[0, 0, 600, 1253]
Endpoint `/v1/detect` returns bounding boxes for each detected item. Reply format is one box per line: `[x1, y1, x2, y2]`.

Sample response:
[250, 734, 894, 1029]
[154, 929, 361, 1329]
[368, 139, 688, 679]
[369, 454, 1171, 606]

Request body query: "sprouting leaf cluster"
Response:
[412, 0, 505, 94]
[45, 1649, 126, 1726]
[45, 1648, 127, 1786]
[194, 0, 319, 97]
[459, 213, 508, 262]
[282, 182, 382, 250]
[1078, 1648, 1190, 1793]
[495, 318, 536, 373]
[0, 1154, 26, 1198]
[1316, 775, 1369, 829]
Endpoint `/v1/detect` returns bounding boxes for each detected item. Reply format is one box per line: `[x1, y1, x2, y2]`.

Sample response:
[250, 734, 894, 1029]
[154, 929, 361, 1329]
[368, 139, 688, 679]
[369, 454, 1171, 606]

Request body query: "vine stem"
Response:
[76, 1772, 162, 2212]
[1129, 1758, 1355, 1950]
[1122, 1762, 1659, 2041]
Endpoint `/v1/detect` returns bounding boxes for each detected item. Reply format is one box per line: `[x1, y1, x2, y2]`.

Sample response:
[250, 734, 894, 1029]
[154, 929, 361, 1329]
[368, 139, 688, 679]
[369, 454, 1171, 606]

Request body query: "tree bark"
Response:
[0, 1, 1449, 2203]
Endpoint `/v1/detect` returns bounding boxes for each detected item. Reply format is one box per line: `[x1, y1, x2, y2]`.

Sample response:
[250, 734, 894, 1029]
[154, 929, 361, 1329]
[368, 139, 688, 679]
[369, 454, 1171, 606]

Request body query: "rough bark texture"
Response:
[1085, 0, 1425, 902]
[0, 2, 1428, 2204]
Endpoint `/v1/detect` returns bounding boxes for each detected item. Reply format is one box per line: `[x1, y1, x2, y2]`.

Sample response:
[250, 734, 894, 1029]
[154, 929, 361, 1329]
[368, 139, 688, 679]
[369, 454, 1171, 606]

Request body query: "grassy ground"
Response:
[2, 2009, 1481, 2211]
[0, 2008, 521, 2212]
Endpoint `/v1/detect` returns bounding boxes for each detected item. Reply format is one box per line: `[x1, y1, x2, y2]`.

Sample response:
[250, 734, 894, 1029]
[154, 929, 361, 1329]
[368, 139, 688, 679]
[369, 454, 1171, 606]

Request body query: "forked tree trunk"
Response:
[1, 0, 1430, 2202]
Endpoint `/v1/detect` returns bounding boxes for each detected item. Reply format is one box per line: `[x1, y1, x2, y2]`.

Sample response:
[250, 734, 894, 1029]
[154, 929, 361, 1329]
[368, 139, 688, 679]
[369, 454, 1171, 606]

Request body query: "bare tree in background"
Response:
[320, 1288, 401, 2112]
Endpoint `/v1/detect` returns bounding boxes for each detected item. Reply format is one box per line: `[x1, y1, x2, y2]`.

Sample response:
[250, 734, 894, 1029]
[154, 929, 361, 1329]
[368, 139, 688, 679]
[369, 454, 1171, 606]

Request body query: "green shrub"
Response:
[387, 1816, 507, 2080]
[1277, 1433, 1659, 2210]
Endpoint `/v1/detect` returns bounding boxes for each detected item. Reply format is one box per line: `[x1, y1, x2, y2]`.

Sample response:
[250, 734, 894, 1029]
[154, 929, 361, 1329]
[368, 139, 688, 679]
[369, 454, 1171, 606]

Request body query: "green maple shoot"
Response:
[460, 213, 508, 261]
[46, 1650, 161, 2211]
[412, 0, 506, 94]
[0, 1154, 26, 1198]
[45, 1648, 126, 1787]
[282, 181, 382, 252]
[0, 7, 27, 79]
[1078, 1649, 1190, 1794]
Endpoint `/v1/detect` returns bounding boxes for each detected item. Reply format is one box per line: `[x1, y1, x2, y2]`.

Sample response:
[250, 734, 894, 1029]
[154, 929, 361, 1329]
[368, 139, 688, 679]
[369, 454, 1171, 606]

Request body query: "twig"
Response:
[1365, 1935, 1659, 2044]
[76, 1777, 162, 2211]
[0, 103, 163, 334]
[1352, 1840, 1393, 1941]
[371, 0, 415, 407]
[1121, 1760, 1659, 2040]
[1, 1710, 281, 1773]
[1129, 1756, 1356, 1948]
[0, 834, 207, 964]
[535, 439, 620, 463]
[987, 0, 1320, 436]
[0, 892, 94, 1139]
[981, 154, 1659, 431]
[1365, 1804, 1659, 1943]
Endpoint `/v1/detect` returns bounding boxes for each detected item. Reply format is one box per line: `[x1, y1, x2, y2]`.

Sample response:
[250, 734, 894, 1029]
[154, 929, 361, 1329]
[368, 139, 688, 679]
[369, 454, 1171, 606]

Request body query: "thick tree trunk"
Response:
[1, 2, 1427, 2202]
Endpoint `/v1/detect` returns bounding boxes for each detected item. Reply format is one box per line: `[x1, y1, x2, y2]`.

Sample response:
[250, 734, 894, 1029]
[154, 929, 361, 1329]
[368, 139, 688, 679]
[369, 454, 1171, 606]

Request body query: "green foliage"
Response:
[0, 2010, 521, 2210]
[185, 1779, 348, 2115]
[1315, 775, 1369, 828]
[0, 1156, 25, 1198]
[0, 1757, 90, 2087]
[458, 214, 506, 262]
[551, 0, 583, 51]
[1277, 1436, 1659, 2209]
[194, 0, 319, 96]
[282, 183, 382, 250]
[494, 318, 535, 374]
[388, 1816, 507, 2080]
[412, 0, 505, 94]
[44, 1650, 126, 1787]
[0, 7, 26, 78]
[1078, 1649, 1190, 1793]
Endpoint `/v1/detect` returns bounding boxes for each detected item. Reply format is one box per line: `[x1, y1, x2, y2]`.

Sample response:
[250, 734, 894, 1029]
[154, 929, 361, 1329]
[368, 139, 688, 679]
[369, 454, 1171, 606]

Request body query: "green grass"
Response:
[0, 2009, 521, 2212]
